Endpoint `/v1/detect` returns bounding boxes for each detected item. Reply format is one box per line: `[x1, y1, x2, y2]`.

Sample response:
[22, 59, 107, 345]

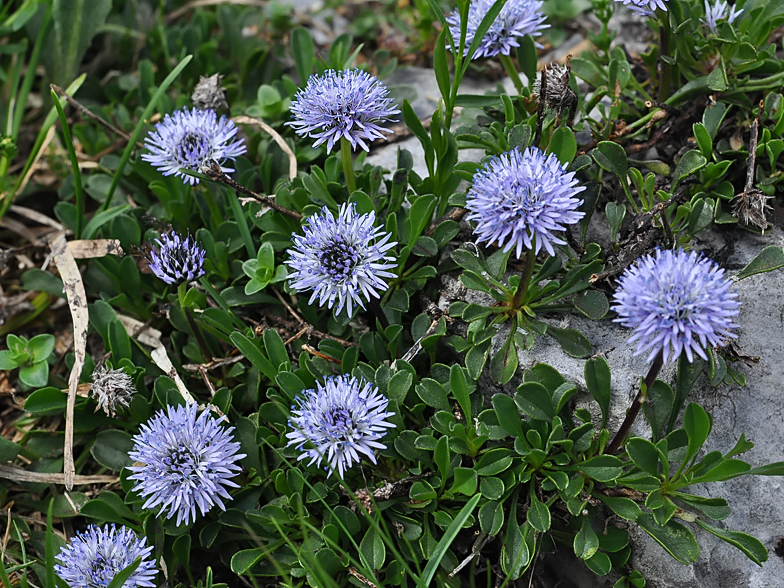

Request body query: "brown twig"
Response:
[51, 85, 142, 149]
[731, 103, 771, 230]
[233, 115, 297, 179]
[202, 160, 302, 220]
[424, 206, 467, 237]
[263, 312, 360, 348]
[182, 355, 243, 372]
[302, 344, 342, 364]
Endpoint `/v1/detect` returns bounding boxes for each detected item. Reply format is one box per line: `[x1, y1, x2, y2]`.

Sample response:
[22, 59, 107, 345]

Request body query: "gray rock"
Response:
[483, 225, 784, 587]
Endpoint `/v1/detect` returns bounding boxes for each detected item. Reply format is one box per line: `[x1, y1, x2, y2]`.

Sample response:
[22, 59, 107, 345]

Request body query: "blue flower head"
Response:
[702, 0, 742, 32]
[55, 524, 156, 588]
[447, 0, 549, 59]
[285, 203, 397, 316]
[286, 375, 396, 478]
[614, 0, 667, 15]
[465, 147, 585, 257]
[146, 231, 206, 285]
[128, 403, 246, 526]
[286, 69, 400, 153]
[612, 249, 741, 364]
[141, 107, 246, 185]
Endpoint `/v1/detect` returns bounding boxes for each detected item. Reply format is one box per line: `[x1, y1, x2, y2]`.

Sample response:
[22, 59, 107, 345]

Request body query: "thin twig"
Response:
[302, 344, 342, 364]
[424, 206, 466, 237]
[51, 85, 142, 148]
[272, 286, 304, 324]
[263, 312, 360, 348]
[182, 355, 243, 372]
[202, 160, 302, 220]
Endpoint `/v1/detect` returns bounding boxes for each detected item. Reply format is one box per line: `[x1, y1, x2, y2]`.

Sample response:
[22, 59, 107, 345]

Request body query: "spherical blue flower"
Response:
[286, 69, 400, 153]
[614, 0, 667, 15]
[145, 231, 206, 285]
[286, 375, 396, 478]
[128, 403, 246, 526]
[55, 524, 156, 588]
[446, 0, 549, 59]
[141, 107, 246, 185]
[612, 249, 741, 364]
[285, 203, 397, 316]
[465, 147, 585, 257]
[702, 0, 742, 32]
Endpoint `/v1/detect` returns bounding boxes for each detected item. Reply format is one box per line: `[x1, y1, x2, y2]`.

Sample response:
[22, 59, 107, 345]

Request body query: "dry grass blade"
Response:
[48, 235, 88, 490]
[68, 239, 124, 259]
[234, 115, 297, 179]
[0, 464, 117, 485]
[164, 0, 267, 23]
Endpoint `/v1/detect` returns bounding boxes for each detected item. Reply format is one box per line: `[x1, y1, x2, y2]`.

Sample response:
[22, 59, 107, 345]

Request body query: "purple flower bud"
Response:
[128, 403, 246, 526]
[447, 0, 549, 59]
[465, 147, 585, 258]
[141, 107, 246, 185]
[612, 248, 741, 364]
[285, 203, 397, 316]
[145, 231, 206, 285]
[286, 375, 396, 478]
[287, 69, 400, 153]
[55, 524, 156, 588]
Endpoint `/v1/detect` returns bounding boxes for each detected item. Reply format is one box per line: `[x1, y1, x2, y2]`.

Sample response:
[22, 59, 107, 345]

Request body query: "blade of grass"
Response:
[106, 558, 142, 588]
[46, 499, 56, 588]
[12, 7, 51, 137]
[421, 493, 481, 586]
[100, 54, 193, 213]
[226, 187, 255, 258]
[0, 549, 12, 588]
[0, 74, 86, 221]
[51, 89, 85, 238]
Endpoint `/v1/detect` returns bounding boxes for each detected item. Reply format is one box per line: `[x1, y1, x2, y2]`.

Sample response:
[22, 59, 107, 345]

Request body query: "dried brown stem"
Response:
[202, 160, 302, 220]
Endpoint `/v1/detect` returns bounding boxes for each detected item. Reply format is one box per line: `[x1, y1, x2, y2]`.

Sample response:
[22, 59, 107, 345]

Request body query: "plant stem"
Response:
[340, 136, 357, 194]
[510, 248, 537, 311]
[605, 350, 665, 454]
[178, 282, 212, 362]
[657, 8, 673, 103]
[500, 53, 524, 95]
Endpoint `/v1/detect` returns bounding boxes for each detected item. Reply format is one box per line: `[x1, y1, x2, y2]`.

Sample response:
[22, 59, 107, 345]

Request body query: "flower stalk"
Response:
[341, 136, 357, 194]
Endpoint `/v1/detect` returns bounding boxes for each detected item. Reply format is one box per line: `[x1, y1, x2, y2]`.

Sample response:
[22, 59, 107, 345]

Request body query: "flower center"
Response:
[658, 284, 696, 322]
[318, 238, 359, 281]
[88, 552, 121, 588]
[164, 446, 200, 479]
[177, 131, 212, 169]
[325, 406, 357, 443]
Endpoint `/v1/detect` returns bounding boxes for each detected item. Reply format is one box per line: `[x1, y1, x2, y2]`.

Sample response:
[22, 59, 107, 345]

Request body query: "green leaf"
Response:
[108, 319, 132, 362]
[672, 150, 707, 189]
[515, 381, 554, 421]
[230, 332, 277, 381]
[0, 436, 22, 462]
[636, 513, 700, 564]
[91, 430, 134, 471]
[584, 357, 611, 428]
[387, 371, 413, 404]
[82, 205, 131, 240]
[415, 379, 451, 411]
[475, 448, 513, 476]
[605, 202, 627, 242]
[706, 58, 728, 91]
[625, 438, 660, 477]
[28, 334, 55, 363]
[547, 326, 592, 358]
[691, 458, 750, 483]
[23, 387, 66, 414]
[585, 550, 612, 575]
[643, 379, 674, 441]
[492, 393, 523, 438]
[693, 122, 713, 159]
[528, 491, 551, 532]
[574, 290, 609, 320]
[421, 494, 481, 586]
[737, 245, 784, 279]
[290, 27, 314, 84]
[593, 141, 628, 181]
[570, 455, 624, 482]
[19, 360, 49, 388]
[360, 528, 385, 570]
[694, 519, 767, 565]
[433, 28, 451, 102]
[547, 127, 577, 165]
[574, 516, 599, 559]
[451, 467, 478, 495]
[52, 0, 112, 85]
[593, 493, 641, 521]
[479, 500, 504, 535]
[490, 334, 519, 385]
[450, 365, 472, 422]
[434, 436, 450, 484]
[683, 402, 712, 464]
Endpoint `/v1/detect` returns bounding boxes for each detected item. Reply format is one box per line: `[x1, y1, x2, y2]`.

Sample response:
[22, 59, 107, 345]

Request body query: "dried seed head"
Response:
[732, 188, 771, 231]
[192, 74, 229, 113]
[91, 365, 136, 416]
[534, 61, 578, 124]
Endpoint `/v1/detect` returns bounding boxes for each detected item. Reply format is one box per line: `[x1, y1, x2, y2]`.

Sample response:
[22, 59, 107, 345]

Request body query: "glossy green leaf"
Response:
[636, 513, 699, 564]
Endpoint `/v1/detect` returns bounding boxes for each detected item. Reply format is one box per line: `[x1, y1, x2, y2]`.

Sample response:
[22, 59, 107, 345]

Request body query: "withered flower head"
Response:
[91, 364, 137, 416]
[534, 61, 578, 124]
[731, 188, 771, 231]
[192, 74, 229, 113]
